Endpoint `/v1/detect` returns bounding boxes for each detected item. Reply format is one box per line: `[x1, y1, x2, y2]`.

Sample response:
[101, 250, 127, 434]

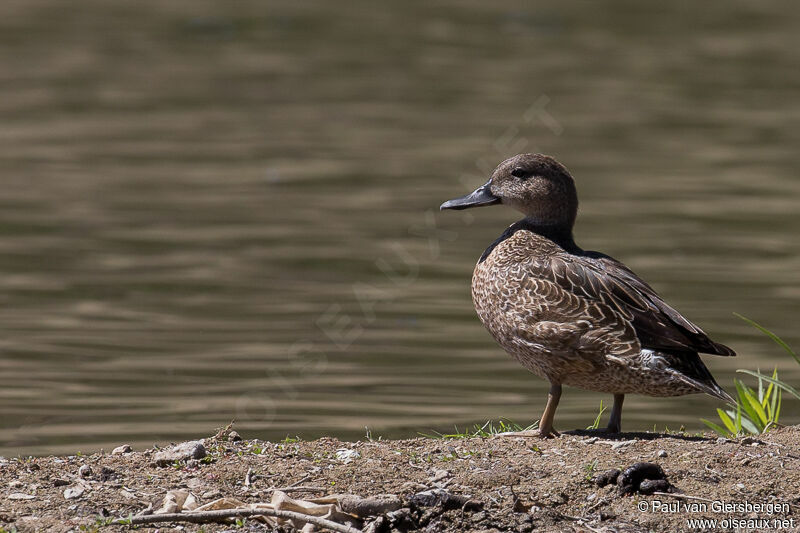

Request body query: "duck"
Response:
[440, 153, 735, 437]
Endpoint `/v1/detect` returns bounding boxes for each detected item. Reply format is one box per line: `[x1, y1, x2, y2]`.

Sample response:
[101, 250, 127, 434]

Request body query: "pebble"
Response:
[9, 480, 24, 489]
[657, 450, 668, 458]
[400, 481, 428, 493]
[112, 444, 132, 455]
[63, 486, 85, 500]
[430, 469, 451, 483]
[583, 437, 599, 444]
[736, 483, 745, 490]
[78, 465, 92, 477]
[8, 493, 36, 500]
[152, 441, 206, 467]
[228, 431, 242, 442]
[335, 449, 361, 464]
[202, 489, 221, 499]
[186, 477, 203, 489]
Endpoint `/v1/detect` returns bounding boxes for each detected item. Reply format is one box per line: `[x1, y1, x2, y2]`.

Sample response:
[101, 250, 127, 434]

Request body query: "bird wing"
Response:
[526, 251, 736, 357]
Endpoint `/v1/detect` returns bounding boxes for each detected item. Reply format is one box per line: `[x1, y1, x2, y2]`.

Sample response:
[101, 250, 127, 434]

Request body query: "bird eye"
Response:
[511, 168, 526, 178]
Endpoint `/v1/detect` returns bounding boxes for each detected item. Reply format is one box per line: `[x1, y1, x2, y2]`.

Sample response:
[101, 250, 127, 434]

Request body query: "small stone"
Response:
[202, 489, 221, 499]
[400, 481, 428, 493]
[8, 493, 36, 500]
[186, 478, 203, 489]
[740, 437, 760, 446]
[78, 465, 92, 477]
[64, 486, 85, 499]
[657, 450, 668, 458]
[335, 449, 361, 464]
[431, 469, 451, 483]
[112, 444, 132, 455]
[120, 489, 137, 499]
[8, 480, 24, 489]
[584, 437, 599, 444]
[586, 493, 597, 501]
[736, 483, 745, 490]
[228, 431, 242, 442]
[152, 441, 206, 467]
[53, 478, 70, 487]
[716, 437, 730, 444]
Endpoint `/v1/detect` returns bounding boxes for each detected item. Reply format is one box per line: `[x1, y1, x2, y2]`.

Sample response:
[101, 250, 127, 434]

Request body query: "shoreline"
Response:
[2, 426, 799, 532]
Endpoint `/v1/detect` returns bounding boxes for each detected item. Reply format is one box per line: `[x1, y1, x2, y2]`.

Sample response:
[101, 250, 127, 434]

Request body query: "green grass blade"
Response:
[701, 418, 730, 437]
[717, 408, 737, 434]
[739, 417, 760, 435]
[738, 370, 800, 401]
[587, 400, 606, 430]
[734, 313, 800, 365]
[733, 380, 762, 428]
[741, 385, 768, 427]
[767, 368, 778, 415]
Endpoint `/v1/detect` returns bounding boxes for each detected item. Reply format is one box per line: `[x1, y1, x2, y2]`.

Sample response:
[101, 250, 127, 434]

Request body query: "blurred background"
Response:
[0, 0, 798, 455]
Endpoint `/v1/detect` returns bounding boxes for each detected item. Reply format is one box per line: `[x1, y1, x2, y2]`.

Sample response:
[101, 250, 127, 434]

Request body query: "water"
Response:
[0, 0, 798, 455]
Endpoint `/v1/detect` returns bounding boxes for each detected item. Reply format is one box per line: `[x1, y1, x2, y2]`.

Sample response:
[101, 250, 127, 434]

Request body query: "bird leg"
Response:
[493, 383, 562, 439]
[606, 393, 624, 434]
[537, 383, 562, 438]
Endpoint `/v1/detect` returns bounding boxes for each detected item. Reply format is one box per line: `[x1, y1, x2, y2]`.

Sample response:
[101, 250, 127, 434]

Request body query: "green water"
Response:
[0, 1, 798, 454]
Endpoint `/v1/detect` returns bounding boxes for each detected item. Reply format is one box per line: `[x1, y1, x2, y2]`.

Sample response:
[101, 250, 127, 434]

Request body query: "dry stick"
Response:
[111, 507, 362, 533]
[266, 485, 327, 493]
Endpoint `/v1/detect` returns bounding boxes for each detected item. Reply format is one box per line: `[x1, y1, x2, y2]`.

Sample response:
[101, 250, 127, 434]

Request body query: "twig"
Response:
[585, 496, 609, 513]
[212, 420, 236, 440]
[266, 485, 327, 493]
[650, 492, 713, 503]
[287, 474, 312, 488]
[111, 507, 362, 533]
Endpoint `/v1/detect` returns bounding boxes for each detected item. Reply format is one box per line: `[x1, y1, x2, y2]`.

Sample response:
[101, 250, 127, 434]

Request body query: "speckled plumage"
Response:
[442, 153, 734, 435]
[472, 223, 730, 397]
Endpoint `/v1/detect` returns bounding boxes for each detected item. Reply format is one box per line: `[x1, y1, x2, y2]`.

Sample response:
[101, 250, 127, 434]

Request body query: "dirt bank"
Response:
[2, 426, 799, 532]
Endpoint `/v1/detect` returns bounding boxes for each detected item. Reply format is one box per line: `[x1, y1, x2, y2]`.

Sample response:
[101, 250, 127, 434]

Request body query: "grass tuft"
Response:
[420, 419, 538, 439]
[701, 315, 792, 438]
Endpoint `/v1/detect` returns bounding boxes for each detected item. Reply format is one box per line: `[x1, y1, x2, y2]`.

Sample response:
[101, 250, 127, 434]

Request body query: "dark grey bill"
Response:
[440, 180, 501, 210]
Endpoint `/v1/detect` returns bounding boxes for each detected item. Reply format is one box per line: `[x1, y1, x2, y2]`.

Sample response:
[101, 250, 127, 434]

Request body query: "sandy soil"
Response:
[2, 426, 799, 533]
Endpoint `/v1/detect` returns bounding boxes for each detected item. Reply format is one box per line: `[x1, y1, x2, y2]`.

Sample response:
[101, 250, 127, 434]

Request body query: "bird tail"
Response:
[653, 350, 735, 404]
[702, 381, 735, 405]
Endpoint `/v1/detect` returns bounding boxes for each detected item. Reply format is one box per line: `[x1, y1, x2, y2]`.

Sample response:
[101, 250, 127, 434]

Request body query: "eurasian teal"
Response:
[441, 153, 734, 437]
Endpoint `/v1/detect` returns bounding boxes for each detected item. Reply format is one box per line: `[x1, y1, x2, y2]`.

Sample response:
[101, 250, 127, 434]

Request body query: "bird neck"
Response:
[521, 217, 579, 252]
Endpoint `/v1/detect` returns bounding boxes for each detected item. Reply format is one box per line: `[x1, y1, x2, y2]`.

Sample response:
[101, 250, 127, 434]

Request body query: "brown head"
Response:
[440, 154, 578, 230]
